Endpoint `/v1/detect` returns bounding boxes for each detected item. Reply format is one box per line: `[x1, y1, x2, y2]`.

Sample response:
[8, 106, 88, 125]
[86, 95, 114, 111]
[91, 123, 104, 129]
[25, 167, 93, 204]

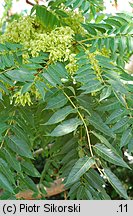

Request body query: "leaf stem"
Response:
[63, 91, 94, 157]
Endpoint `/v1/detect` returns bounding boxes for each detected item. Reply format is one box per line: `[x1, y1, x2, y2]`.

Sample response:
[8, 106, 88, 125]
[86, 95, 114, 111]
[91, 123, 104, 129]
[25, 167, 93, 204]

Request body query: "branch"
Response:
[26, 0, 35, 6]
[16, 178, 65, 200]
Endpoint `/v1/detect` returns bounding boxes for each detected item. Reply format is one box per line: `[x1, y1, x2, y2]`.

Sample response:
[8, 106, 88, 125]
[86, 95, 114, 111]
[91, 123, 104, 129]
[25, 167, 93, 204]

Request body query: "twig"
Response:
[63, 91, 94, 157]
[16, 178, 65, 200]
[33, 148, 44, 156]
[26, 0, 35, 6]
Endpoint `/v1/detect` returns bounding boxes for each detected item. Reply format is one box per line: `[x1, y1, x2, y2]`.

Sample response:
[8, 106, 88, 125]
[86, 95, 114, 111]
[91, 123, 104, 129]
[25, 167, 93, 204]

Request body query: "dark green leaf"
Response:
[35, 5, 60, 29]
[65, 156, 95, 186]
[45, 106, 76, 125]
[21, 175, 38, 192]
[0, 158, 15, 185]
[35, 81, 46, 101]
[91, 131, 120, 156]
[94, 144, 130, 169]
[2, 149, 21, 172]
[104, 168, 129, 200]
[21, 83, 32, 94]
[7, 136, 33, 159]
[120, 128, 132, 148]
[21, 161, 40, 177]
[0, 173, 14, 193]
[6, 69, 35, 82]
[45, 91, 68, 110]
[88, 114, 115, 137]
[50, 117, 83, 137]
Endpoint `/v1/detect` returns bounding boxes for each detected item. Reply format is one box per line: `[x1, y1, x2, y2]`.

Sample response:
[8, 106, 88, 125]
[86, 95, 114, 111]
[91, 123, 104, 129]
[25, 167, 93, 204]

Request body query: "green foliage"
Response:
[0, 0, 132, 200]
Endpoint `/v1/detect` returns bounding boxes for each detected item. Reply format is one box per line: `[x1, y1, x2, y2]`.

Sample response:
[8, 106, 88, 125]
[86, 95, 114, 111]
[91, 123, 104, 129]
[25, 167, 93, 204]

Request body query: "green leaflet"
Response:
[0, 158, 15, 185]
[35, 5, 60, 29]
[105, 18, 122, 28]
[99, 86, 112, 102]
[35, 81, 46, 101]
[68, 181, 81, 198]
[21, 83, 32, 95]
[0, 54, 14, 69]
[111, 117, 129, 132]
[7, 135, 33, 159]
[50, 117, 83, 137]
[95, 14, 106, 24]
[2, 149, 21, 173]
[108, 80, 128, 95]
[60, 137, 78, 154]
[84, 186, 93, 200]
[43, 62, 68, 87]
[85, 169, 105, 192]
[29, 54, 49, 63]
[76, 185, 86, 200]
[105, 109, 126, 124]
[120, 128, 132, 148]
[128, 138, 133, 153]
[22, 63, 43, 70]
[79, 81, 103, 94]
[0, 74, 14, 86]
[75, 64, 92, 75]
[0, 92, 2, 100]
[94, 144, 130, 169]
[0, 173, 14, 193]
[88, 114, 115, 138]
[21, 175, 38, 193]
[43, 69, 62, 86]
[109, 37, 118, 53]
[80, 1, 90, 14]
[73, 0, 84, 10]
[61, 149, 78, 165]
[82, 23, 97, 35]
[6, 69, 35, 82]
[65, 0, 78, 7]
[91, 131, 120, 156]
[0, 81, 9, 94]
[104, 168, 129, 200]
[45, 106, 77, 125]
[0, 122, 8, 135]
[98, 100, 120, 112]
[85, 171, 111, 200]
[65, 156, 95, 186]
[11, 124, 31, 145]
[45, 91, 68, 110]
[65, 0, 104, 13]
[21, 160, 41, 177]
[61, 159, 77, 177]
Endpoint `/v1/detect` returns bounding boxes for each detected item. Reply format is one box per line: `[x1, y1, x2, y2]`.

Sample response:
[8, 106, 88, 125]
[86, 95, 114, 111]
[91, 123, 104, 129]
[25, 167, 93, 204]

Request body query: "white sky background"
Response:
[0, 0, 133, 17]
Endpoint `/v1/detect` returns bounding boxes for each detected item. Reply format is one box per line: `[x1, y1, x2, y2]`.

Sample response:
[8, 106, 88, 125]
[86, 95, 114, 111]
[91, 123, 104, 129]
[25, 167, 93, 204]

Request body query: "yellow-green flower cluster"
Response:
[63, 11, 85, 35]
[0, 14, 82, 106]
[86, 51, 103, 83]
[0, 16, 74, 62]
[12, 91, 32, 106]
[65, 53, 78, 74]
[30, 26, 74, 62]
[0, 16, 37, 44]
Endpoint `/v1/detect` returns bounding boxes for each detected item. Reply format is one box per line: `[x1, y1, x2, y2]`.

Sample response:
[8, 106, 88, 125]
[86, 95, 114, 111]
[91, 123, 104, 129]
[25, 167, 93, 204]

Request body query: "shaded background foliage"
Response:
[0, 0, 133, 200]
